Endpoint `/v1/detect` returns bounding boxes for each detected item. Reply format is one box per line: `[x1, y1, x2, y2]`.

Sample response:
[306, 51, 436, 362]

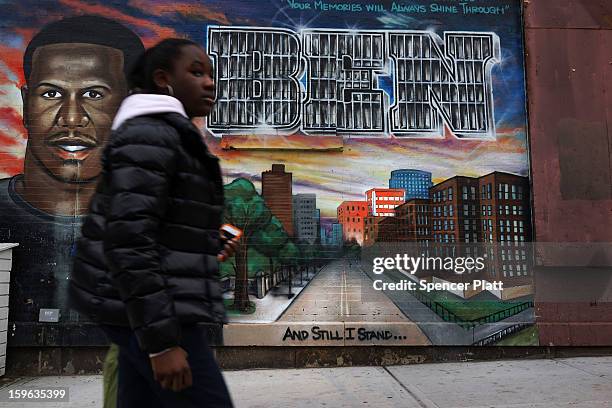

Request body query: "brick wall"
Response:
[524, 0, 612, 345]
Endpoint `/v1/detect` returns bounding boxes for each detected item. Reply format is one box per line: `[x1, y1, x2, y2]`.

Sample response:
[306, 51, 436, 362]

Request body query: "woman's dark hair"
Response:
[128, 38, 200, 93]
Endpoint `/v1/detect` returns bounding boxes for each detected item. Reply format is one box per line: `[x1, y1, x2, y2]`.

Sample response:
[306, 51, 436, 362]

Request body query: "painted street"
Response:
[279, 258, 419, 323]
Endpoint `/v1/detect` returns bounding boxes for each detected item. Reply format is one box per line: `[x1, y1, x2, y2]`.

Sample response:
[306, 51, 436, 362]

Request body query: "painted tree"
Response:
[219, 247, 269, 280]
[344, 238, 361, 260]
[295, 239, 316, 281]
[251, 216, 289, 279]
[278, 242, 299, 298]
[303, 242, 318, 274]
[224, 178, 272, 311]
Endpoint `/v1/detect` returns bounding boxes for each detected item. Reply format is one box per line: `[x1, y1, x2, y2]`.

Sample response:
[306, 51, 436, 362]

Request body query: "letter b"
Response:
[207, 27, 302, 134]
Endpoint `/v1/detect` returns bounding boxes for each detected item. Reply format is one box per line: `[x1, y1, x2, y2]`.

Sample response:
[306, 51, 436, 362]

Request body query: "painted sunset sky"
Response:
[0, 0, 528, 217]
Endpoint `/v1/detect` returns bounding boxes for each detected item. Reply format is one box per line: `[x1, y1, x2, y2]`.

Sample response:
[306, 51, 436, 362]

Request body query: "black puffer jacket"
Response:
[69, 112, 226, 353]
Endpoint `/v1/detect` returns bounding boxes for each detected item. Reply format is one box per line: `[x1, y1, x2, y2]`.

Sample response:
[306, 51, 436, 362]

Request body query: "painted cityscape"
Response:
[219, 163, 535, 347]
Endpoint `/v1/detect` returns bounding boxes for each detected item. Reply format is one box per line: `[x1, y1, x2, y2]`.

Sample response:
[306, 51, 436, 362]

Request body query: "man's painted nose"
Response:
[57, 115, 90, 127]
[57, 100, 90, 127]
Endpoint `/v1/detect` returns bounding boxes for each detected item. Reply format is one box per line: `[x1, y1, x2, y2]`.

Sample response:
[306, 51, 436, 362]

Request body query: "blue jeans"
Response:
[103, 324, 233, 408]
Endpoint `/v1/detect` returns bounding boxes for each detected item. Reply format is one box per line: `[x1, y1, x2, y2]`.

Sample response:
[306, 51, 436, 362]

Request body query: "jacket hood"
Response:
[111, 94, 188, 130]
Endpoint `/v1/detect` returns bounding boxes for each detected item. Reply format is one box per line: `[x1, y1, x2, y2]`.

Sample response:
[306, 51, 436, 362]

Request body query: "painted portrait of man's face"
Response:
[22, 43, 127, 183]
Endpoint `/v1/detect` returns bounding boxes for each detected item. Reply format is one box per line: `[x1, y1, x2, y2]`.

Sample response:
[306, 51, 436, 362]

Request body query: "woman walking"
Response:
[69, 38, 236, 407]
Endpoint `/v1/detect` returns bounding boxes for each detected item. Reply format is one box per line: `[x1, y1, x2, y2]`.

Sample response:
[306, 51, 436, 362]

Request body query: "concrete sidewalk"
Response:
[0, 356, 611, 407]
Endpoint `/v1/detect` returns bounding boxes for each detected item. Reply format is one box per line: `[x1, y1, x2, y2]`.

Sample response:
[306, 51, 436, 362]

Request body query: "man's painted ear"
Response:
[20, 86, 28, 129]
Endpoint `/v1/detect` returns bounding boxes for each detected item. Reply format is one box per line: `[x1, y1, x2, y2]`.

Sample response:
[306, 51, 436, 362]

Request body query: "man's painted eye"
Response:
[41, 90, 62, 99]
[192, 71, 204, 77]
[82, 90, 103, 99]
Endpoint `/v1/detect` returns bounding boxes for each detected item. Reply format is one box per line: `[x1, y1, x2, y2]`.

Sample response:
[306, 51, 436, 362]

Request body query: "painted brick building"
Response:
[262, 164, 293, 237]
[430, 176, 479, 246]
[428, 176, 481, 282]
[363, 216, 385, 246]
[478, 172, 532, 286]
[395, 198, 431, 245]
[377, 217, 400, 242]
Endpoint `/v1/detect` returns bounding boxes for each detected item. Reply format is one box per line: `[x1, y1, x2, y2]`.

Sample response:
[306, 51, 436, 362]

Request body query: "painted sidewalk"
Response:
[1, 356, 611, 407]
[225, 268, 318, 323]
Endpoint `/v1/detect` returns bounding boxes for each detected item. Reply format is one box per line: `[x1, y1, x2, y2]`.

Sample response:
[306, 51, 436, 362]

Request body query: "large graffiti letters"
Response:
[207, 26, 500, 139]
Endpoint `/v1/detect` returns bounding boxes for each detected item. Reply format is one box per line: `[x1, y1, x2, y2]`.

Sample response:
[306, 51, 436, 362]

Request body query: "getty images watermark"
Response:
[370, 254, 504, 292]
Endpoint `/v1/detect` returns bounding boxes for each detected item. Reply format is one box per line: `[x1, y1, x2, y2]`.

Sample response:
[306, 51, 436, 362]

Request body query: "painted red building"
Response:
[337, 201, 368, 245]
[365, 188, 405, 217]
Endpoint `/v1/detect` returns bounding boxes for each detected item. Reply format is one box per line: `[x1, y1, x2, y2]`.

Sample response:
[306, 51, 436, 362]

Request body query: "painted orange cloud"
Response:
[128, 0, 230, 24]
[59, 0, 181, 46]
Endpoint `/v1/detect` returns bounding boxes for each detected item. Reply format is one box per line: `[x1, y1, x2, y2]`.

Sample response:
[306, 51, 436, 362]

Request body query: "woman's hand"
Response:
[217, 229, 240, 262]
[150, 346, 192, 391]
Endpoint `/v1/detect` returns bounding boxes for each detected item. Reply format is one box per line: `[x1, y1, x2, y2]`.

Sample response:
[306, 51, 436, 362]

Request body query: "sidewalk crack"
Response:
[382, 366, 440, 408]
[553, 358, 609, 378]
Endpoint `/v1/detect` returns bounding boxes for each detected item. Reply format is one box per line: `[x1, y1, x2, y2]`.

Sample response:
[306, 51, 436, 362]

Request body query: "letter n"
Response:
[388, 31, 500, 139]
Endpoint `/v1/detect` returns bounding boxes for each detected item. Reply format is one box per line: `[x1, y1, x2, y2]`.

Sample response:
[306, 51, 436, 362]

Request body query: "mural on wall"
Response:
[0, 0, 535, 347]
